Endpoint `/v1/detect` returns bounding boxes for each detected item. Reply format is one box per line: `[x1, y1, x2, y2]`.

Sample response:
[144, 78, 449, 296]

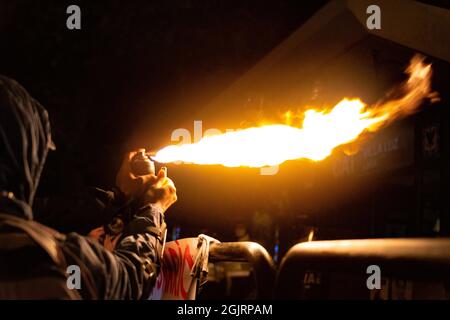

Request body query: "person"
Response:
[0, 75, 177, 299]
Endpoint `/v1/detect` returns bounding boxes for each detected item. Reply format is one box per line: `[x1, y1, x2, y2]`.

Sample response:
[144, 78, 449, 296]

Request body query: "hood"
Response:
[0, 75, 55, 219]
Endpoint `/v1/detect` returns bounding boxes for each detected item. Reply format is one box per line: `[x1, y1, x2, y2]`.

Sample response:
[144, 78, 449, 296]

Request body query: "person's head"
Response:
[0, 76, 54, 210]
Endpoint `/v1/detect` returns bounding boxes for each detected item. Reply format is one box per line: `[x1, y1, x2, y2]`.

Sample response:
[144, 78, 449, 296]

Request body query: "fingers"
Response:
[139, 166, 169, 190]
[155, 167, 175, 190]
[148, 169, 176, 193]
[158, 166, 167, 179]
[167, 180, 177, 204]
[124, 149, 142, 164]
[139, 174, 158, 186]
[137, 165, 177, 212]
[119, 149, 146, 177]
[164, 176, 176, 190]
[153, 176, 177, 207]
[126, 148, 146, 164]
[162, 176, 177, 202]
[152, 167, 166, 187]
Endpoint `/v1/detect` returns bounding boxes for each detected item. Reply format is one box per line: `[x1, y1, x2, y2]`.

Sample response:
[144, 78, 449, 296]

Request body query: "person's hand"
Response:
[116, 149, 156, 200]
[143, 166, 177, 213]
[116, 149, 177, 213]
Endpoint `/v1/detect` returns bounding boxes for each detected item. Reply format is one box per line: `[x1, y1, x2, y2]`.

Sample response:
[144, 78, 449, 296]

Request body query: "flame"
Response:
[153, 55, 435, 168]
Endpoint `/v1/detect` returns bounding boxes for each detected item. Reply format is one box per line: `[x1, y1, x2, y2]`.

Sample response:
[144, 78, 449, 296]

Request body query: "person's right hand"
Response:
[143, 166, 177, 214]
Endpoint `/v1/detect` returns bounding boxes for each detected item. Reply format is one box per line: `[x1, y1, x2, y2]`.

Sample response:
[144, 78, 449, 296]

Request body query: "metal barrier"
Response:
[275, 238, 450, 299]
[209, 241, 276, 299]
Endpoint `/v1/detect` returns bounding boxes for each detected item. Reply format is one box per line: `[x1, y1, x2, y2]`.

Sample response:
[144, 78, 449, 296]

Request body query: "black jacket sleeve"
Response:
[61, 203, 165, 299]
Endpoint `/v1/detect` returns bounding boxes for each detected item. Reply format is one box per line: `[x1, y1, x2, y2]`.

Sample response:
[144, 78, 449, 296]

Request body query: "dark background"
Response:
[1, 0, 450, 258]
[0, 0, 327, 238]
[0, 0, 325, 187]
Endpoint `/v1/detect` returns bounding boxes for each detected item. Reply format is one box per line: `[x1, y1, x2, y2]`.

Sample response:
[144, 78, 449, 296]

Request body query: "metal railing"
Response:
[275, 238, 450, 299]
[209, 241, 276, 299]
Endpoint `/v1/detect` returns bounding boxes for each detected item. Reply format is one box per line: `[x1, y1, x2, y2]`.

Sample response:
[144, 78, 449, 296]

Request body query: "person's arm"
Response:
[62, 203, 166, 299]
[61, 150, 177, 299]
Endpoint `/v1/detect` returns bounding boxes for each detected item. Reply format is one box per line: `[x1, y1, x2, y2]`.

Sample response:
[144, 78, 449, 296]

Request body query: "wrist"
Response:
[146, 201, 167, 214]
[122, 203, 165, 237]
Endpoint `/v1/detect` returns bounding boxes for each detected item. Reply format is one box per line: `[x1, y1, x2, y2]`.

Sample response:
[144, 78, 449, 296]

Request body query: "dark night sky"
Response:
[0, 1, 329, 235]
[2, 1, 449, 241]
[0, 0, 327, 188]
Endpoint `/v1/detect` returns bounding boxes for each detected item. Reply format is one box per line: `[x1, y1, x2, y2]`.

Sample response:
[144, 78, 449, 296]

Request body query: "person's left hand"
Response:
[116, 149, 157, 200]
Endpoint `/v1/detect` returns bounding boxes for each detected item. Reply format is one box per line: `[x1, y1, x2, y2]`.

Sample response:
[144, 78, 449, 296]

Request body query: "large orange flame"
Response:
[153, 55, 435, 167]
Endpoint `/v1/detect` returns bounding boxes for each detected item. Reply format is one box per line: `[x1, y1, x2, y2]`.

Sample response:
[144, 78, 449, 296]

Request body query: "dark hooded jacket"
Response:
[0, 75, 164, 299]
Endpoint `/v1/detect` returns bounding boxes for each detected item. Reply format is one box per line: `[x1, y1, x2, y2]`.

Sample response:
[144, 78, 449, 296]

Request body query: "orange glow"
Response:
[153, 55, 435, 168]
